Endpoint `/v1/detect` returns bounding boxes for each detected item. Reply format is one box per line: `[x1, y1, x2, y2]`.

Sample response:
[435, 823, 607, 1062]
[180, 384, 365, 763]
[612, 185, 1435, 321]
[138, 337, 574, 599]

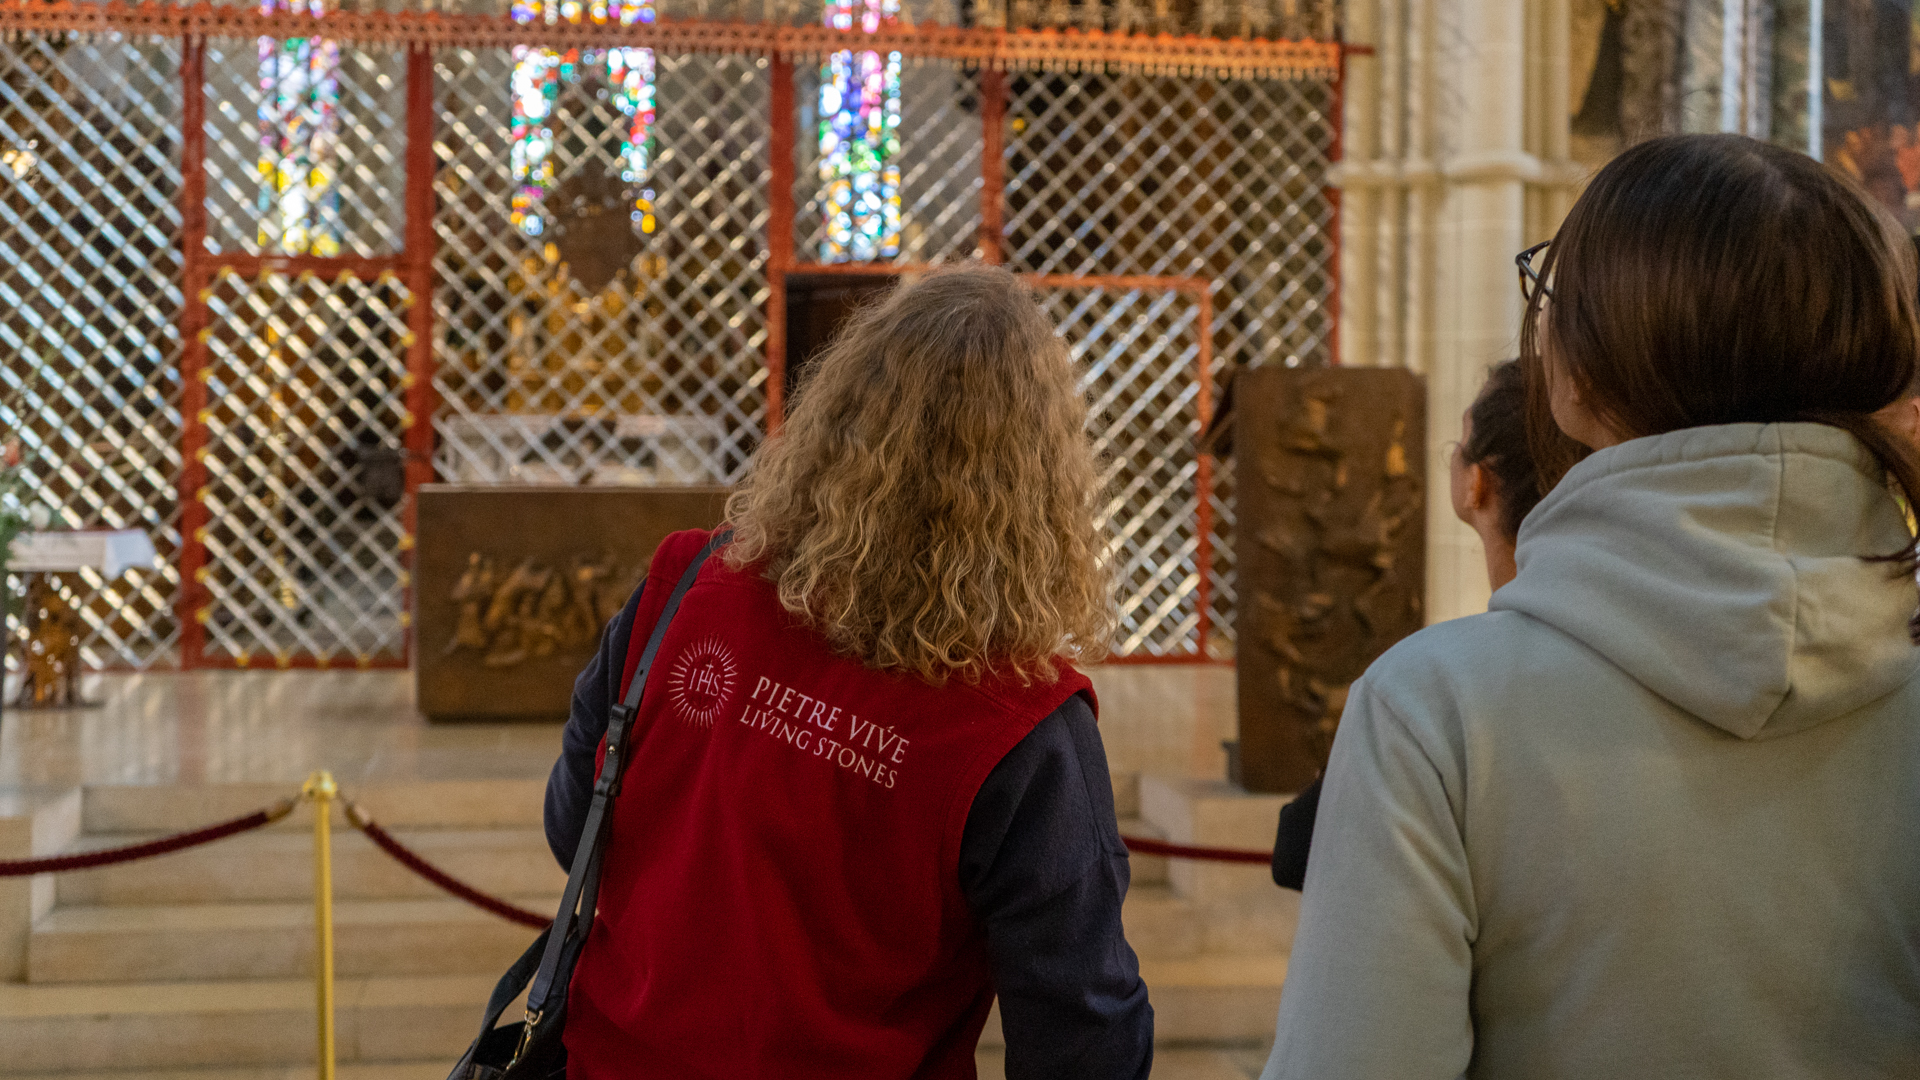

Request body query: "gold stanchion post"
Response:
[302, 770, 338, 1080]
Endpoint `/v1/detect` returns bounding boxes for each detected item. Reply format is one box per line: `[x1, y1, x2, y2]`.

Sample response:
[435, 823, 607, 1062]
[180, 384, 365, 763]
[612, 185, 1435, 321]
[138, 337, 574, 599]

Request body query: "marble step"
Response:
[0, 953, 1287, 1073]
[77, 781, 548, 835]
[2, 1067, 447, 1080]
[1139, 951, 1288, 1045]
[56, 828, 565, 906]
[1116, 815, 1170, 886]
[1121, 884, 1203, 959]
[34, 879, 1209, 987]
[54, 833, 1169, 909]
[975, 949, 1288, 1048]
[61, 817, 1165, 908]
[2, 1049, 1271, 1080]
[977, 1047, 1269, 1080]
[0, 974, 492, 1073]
[29, 897, 557, 984]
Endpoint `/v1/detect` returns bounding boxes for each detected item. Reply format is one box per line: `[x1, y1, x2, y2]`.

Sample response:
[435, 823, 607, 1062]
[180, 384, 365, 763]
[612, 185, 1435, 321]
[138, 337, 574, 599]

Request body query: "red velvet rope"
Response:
[342, 814, 1262, 931]
[339, 809, 1263, 934]
[0, 800, 296, 877]
[344, 803, 550, 929]
[1120, 835, 1271, 865]
[0, 793, 1263, 908]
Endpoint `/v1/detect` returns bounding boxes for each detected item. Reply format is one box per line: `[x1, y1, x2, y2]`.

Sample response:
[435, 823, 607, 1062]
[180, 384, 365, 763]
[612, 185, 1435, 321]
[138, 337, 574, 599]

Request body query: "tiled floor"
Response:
[0, 663, 1238, 788]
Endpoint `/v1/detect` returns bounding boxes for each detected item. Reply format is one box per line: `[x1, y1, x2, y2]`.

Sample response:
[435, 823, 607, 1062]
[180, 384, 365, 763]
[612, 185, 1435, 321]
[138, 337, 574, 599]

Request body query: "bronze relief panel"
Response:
[1233, 366, 1427, 793]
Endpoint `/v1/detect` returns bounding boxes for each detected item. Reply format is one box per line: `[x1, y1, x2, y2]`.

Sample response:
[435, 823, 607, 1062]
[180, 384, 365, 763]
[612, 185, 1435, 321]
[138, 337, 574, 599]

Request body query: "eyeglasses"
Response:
[1516, 241, 1553, 306]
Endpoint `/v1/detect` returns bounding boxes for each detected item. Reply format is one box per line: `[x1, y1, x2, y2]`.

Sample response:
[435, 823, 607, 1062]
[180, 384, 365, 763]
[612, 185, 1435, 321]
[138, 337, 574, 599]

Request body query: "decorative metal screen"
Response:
[202, 41, 406, 258]
[432, 48, 770, 487]
[193, 269, 414, 667]
[792, 58, 984, 265]
[1039, 285, 1208, 657]
[1006, 73, 1337, 655]
[0, 6, 1337, 669]
[0, 34, 184, 669]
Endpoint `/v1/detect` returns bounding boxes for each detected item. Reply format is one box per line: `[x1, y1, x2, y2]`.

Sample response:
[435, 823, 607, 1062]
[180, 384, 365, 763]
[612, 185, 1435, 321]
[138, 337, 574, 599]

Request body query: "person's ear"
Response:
[1466, 462, 1491, 511]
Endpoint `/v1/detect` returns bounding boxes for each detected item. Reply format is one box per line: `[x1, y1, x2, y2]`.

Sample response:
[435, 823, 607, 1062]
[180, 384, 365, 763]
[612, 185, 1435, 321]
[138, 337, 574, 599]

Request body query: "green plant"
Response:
[0, 438, 27, 587]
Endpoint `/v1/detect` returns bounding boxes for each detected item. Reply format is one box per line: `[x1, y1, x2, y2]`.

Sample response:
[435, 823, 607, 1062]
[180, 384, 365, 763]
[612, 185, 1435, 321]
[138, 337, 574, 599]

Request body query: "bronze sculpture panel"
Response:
[415, 484, 730, 721]
[1233, 366, 1426, 793]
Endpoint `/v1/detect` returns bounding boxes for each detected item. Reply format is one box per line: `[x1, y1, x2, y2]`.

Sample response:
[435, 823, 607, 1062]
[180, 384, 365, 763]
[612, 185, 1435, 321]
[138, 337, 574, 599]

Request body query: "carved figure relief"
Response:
[443, 551, 625, 668]
[1233, 367, 1426, 792]
[17, 575, 85, 707]
[414, 485, 730, 721]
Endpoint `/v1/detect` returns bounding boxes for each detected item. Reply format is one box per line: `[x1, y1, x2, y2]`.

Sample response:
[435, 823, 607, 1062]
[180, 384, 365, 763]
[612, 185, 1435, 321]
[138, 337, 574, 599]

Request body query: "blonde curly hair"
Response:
[724, 263, 1113, 683]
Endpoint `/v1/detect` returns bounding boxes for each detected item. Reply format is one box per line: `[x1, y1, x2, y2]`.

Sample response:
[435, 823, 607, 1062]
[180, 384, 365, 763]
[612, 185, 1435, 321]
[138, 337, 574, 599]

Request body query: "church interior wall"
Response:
[1337, 0, 1851, 623]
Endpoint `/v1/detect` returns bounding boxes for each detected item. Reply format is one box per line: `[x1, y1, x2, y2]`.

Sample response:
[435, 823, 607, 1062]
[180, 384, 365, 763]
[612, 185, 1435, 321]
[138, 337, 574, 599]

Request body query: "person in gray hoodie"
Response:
[1262, 133, 1920, 1079]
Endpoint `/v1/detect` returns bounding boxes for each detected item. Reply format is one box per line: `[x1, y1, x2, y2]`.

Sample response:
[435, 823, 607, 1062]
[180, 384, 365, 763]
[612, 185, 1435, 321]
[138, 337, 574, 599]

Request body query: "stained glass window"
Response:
[508, 0, 657, 238]
[818, 0, 903, 262]
[258, 0, 342, 256]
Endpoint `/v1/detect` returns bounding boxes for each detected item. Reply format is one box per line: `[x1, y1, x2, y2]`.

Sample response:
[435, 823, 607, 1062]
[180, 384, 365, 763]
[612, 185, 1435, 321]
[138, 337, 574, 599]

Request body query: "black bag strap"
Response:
[470, 927, 550, 1037]
[523, 528, 733, 1018]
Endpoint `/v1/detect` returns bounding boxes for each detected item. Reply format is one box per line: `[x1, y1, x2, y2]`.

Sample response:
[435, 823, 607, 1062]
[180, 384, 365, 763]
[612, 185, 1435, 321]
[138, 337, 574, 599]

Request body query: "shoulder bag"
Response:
[447, 529, 732, 1080]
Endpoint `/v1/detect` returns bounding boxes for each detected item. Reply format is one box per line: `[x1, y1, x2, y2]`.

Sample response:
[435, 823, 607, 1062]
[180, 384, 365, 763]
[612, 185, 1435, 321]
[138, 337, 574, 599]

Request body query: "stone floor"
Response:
[0, 663, 1278, 1078]
[0, 663, 1238, 790]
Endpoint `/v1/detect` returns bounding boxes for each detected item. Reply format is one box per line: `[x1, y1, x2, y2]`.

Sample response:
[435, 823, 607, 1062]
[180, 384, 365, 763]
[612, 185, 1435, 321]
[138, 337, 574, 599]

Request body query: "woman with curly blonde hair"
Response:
[545, 264, 1153, 1079]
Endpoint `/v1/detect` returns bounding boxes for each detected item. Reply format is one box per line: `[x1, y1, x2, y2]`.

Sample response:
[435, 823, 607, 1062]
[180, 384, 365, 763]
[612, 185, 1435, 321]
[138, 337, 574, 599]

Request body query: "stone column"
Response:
[1427, 0, 1529, 624]
[1337, 0, 1583, 625]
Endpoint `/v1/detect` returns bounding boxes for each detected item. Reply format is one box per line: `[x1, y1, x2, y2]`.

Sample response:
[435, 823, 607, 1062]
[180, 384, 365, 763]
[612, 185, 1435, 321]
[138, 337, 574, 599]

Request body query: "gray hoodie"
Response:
[1262, 423, 1920, 1080]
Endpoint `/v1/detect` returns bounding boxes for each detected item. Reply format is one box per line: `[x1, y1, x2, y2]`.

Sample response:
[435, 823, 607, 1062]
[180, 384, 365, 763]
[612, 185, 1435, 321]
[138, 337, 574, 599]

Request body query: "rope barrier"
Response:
[0, 798, 297, 876]
[0, 777, 1268, 1080]
[0, 784, 1266, 907]
[342, 800, 550, 929]
[335, 806, 1268, 933]
[335, 813, 1266, 934]
[1120, 835, 1271, 865]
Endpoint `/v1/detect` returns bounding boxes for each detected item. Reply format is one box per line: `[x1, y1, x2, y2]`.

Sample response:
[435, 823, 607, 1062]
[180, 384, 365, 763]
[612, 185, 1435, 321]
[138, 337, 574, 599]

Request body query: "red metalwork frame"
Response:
[766, 56, 797, 432]
[401, 46, 439, 664]
[172, 37, 422, 670]
[768, 49, 1353, 662]
[773, 256, 1218, 655]
[174, 38, 211, 668]
[978, 69, 1006, 264]
[161, 30, 1343, 669]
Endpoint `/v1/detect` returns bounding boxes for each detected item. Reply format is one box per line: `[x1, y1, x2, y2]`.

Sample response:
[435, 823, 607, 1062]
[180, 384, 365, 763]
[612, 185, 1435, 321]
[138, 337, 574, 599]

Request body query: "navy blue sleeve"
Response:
[959, 691, 1154, 1080]
[544, 580, 645, 871]
[1271, 773, 1323, 891]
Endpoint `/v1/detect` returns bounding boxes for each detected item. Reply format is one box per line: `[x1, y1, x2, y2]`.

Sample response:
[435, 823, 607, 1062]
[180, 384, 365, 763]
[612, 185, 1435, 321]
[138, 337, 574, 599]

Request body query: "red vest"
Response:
[565, 529, 1095, 1079]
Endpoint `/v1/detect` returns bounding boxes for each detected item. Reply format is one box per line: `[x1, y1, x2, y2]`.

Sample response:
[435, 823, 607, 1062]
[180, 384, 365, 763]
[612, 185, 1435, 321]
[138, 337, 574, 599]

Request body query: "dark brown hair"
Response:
[1521, 133, 1920, 567]
[1463, 360, 1586, 540]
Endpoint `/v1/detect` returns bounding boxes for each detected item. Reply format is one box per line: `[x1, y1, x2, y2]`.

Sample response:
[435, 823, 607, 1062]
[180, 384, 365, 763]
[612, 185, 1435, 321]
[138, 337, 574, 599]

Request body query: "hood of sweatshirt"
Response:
[1490, 422, 1919, 740]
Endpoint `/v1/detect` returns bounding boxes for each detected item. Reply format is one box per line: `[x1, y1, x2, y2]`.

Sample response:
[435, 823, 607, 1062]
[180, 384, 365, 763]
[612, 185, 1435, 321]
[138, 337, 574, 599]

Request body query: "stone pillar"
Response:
[1428, 0, 1528, 624]
[1337, 0, 1583, 624]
